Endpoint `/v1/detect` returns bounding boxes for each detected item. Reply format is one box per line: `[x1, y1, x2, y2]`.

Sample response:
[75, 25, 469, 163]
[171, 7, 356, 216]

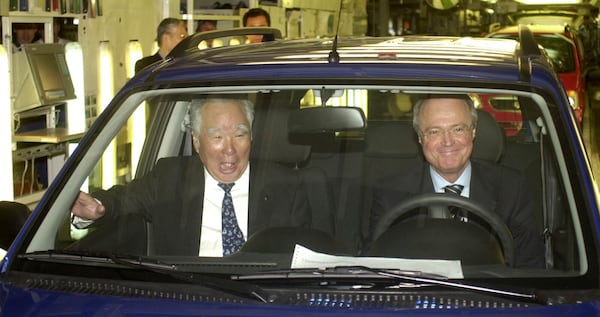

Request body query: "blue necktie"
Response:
[218, 183, 245, 256]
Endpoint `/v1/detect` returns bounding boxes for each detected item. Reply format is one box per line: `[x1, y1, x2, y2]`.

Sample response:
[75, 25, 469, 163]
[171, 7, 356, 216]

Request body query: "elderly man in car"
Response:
[71, 97, 312, 256]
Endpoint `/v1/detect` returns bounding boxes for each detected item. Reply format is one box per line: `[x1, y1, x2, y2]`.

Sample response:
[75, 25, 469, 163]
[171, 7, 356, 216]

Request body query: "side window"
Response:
[473, 94, 523, 138]
[496, 96, 578, 271]
[55, 99, 156, 250]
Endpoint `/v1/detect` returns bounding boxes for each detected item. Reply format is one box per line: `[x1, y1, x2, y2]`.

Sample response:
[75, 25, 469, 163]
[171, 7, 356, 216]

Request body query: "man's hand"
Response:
[71, 191, 105, 221]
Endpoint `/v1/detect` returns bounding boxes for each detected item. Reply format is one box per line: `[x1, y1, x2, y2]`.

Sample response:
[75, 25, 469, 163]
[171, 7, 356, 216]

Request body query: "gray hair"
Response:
[412, 95, 478, 135]
[189, 98, 255, 137]
[156, 18, 185, 47]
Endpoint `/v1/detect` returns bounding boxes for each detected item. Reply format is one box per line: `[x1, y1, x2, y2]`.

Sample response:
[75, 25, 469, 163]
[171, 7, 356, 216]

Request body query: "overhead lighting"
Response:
[126, 40, 142, 79]
[98, 41, 116, 189]
[126, 40, 145, 177]
[516, 0, 580, 4]
[0, 44, 14, 200]
[65, 42, 85, 134]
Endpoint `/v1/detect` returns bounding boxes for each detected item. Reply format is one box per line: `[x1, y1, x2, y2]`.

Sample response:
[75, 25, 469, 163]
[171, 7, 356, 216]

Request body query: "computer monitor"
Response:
[12, 43, 76, 113]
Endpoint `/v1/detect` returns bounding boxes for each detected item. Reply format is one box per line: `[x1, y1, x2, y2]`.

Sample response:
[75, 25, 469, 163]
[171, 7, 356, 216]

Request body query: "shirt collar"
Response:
[430, 162, 472, 197]
[204, 164, 250, 193]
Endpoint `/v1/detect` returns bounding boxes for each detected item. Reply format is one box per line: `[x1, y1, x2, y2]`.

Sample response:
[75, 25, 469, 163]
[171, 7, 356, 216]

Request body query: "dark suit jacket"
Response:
[93, 156, 311, 255]
[369, 159, 544, 268]
[134, 52, 163, 74]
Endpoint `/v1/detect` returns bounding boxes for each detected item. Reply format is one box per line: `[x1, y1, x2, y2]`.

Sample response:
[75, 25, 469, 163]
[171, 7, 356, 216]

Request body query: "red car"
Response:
[473, 94, 523, 137]
[487, 24, 586, 126]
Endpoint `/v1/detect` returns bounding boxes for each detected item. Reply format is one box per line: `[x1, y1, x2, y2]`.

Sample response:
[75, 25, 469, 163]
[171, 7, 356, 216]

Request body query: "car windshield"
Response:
[17, 84, 585, 286]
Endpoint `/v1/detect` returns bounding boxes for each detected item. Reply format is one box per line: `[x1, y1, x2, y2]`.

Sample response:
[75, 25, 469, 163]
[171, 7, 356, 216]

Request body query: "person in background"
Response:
[70, 97, 312, 257]
[368, 95, 544, 268]
[12, 23, 43, 51]
[53, 17, 71, 44]
[197, 20, 217, 33]
[134, 18, 187, 74]
[242, 7, 270, 44]
[196, 20, 218, 48]
[579, 12, 600, 68]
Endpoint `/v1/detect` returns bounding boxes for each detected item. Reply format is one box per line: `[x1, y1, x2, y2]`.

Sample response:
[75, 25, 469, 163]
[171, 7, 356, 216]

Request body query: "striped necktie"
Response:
[444, 184, 464, 196]
[444, 184, 467, 221]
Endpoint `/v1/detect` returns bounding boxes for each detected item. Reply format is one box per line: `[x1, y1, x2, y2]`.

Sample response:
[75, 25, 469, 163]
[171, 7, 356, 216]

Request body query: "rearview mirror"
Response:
[288, 107, 366, 133]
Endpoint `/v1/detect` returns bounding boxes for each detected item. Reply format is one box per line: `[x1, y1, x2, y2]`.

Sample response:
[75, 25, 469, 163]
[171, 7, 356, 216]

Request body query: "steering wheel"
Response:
[371, 193, 515, 266]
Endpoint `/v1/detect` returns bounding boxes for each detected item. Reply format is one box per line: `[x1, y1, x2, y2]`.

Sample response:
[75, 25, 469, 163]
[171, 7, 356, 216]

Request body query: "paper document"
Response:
[291, 244, 464, 279]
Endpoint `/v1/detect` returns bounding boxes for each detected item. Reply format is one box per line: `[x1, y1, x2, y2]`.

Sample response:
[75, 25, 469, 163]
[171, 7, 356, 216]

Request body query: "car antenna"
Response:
[328, 0, 343, 64]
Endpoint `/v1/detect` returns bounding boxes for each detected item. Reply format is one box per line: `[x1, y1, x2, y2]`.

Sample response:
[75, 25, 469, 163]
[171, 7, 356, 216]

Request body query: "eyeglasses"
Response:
[420, 124, 473, 140]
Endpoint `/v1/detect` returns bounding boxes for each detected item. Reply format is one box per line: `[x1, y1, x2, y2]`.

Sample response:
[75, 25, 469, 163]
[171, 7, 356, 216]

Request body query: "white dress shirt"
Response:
[430, 162, 472, 221]
[430, 162, 472, 197]
[199, 166, 250, 257]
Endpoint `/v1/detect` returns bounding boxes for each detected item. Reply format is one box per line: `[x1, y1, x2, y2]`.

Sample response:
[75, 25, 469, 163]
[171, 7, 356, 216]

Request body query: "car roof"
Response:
[490, 24, 572, 35]
[131, 32, 553, 90]
[183, 36, 520, 64]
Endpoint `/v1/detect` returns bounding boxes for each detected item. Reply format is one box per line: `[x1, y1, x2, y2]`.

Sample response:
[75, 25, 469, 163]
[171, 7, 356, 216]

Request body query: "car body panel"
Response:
[0, 291, 596, 316]
[2, 29, 600, 316]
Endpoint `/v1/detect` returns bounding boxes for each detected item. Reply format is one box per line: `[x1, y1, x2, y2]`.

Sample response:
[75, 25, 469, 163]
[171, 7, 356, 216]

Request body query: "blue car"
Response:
[1, 27, 599, 316]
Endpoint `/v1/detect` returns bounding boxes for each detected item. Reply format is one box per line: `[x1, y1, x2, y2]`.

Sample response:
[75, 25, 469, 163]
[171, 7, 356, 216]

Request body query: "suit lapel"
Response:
[179, 157, 205, 254]
[247, 162, 264, 234]
[419, 163, 435, 194]
[469, 161, 498, 212]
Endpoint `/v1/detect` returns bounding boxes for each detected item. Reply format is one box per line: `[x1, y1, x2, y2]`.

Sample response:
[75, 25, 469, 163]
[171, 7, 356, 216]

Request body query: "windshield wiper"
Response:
[233, 266, 538, 303]
[24, 249, 177, 269]
[233, 266, 447, 280]
[22, 250, 268, 303]
[372, 268, 536, 301]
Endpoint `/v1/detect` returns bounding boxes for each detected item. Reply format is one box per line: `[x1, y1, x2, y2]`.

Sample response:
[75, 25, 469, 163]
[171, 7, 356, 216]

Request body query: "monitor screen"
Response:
[12, 43, 76, 113]
[31, 54, 64, 92]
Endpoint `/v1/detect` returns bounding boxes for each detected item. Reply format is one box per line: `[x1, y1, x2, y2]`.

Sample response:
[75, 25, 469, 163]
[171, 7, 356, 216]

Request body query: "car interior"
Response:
[59, 87, 579, 277]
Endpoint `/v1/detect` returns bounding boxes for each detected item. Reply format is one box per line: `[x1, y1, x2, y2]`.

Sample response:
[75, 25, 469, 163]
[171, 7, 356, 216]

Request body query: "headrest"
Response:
[365, 110, 504, 163]
[472, 109, 505, 162]
[365, 120, 420, 157]
[250, 109, 310, 164]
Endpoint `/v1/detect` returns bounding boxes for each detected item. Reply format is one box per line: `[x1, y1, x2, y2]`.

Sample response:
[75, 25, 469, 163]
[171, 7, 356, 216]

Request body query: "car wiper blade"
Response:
[22, 250, 268, 303]
[23, 250, 177, 270]
[234, 266, 537, 303]
[372, 268, 536, 302]
[233, 265, 447, 280]
[109, 256, 269, 303]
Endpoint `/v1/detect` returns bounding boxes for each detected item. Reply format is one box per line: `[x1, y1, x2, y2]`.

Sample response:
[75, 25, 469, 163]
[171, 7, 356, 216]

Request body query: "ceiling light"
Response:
[516, 0, 580, 4]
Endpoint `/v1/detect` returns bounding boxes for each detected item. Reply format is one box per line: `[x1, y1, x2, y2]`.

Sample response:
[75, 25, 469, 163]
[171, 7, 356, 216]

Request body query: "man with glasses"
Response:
[135, 18, 187, 74]
[367, 95, 544, 268]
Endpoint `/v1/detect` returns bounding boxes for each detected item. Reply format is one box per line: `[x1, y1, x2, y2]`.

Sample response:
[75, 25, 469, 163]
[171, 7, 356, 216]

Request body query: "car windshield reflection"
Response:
[24, 87, 576, 284]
